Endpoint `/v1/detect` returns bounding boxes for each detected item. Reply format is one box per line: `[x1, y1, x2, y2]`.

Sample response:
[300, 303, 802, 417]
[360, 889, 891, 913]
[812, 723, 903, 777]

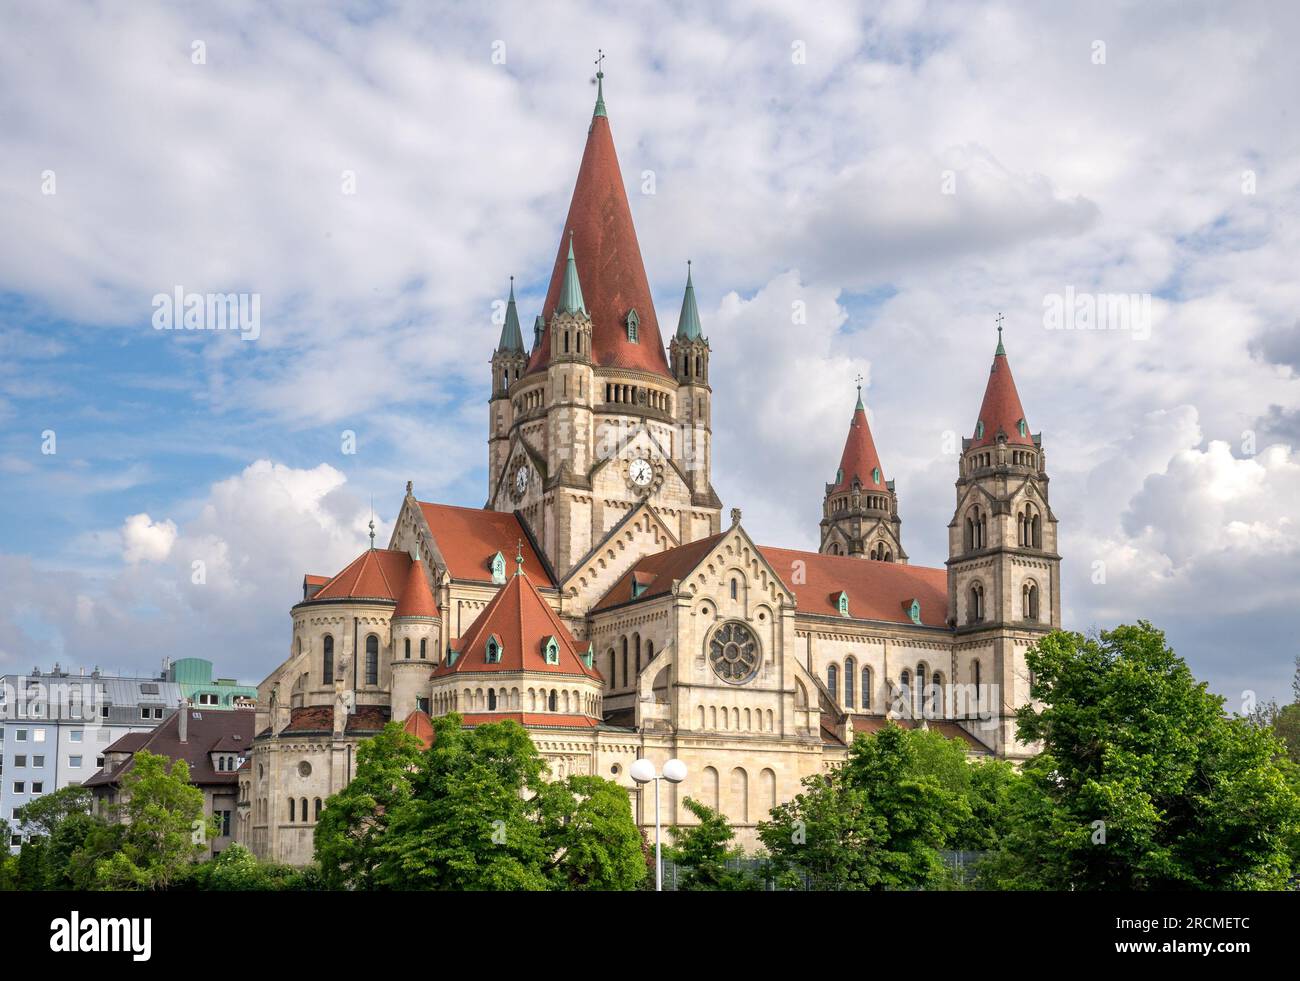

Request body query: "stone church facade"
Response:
[238, 73, 1062, 865]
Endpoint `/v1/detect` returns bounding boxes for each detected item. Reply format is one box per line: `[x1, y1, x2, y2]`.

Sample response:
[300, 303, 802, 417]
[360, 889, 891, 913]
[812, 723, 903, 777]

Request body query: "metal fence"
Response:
[659, 851, 987, 891]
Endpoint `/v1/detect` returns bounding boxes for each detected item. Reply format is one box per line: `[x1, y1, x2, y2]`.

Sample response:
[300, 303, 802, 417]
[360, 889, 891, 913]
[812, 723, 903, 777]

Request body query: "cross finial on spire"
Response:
[595, 49, 605, 76]
[515, 538, 524, 576]
[854, 373, 865, 410]
[592, 50, 607, 118]
[995, 312, 1006, 356]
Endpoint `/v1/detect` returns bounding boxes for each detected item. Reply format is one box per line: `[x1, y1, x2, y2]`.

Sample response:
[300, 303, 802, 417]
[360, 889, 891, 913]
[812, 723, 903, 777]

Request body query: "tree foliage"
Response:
[666, 797, 758, 890]
[981, 623, 1300, 890]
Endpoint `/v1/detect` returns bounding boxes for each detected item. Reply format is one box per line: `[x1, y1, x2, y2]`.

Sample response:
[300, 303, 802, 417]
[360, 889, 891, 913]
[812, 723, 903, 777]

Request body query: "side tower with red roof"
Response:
[819, 384, 906, 563]
[946, 326, 1061, 758]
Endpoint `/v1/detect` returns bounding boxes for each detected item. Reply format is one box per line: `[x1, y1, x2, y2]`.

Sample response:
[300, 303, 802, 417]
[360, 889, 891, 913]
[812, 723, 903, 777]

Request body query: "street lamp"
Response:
[630, 757, 687, 891]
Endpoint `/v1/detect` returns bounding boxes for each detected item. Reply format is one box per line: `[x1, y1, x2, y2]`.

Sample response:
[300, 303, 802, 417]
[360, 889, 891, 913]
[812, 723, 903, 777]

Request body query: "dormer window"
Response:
[834, 591, 850, 617]
[485, 635, 503, 664]
[625, 308, 640, 343]
[906, 598, 922, 625]
[490, 552, 506, 585]
[1017, 418, 1027, 437]
[872, 466, 881, 485]
[976, 420, 985, 439]
[582, 643, 594, 669]
[543, 636, 560, 665]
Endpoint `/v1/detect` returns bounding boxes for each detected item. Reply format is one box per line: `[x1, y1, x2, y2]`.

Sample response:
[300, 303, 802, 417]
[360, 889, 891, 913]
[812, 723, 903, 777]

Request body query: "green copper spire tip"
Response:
[675, 260, 703, 341]
[557, 232, 587, 316]
[496, 275, 525, 353]
[994, 314, 1006, 356]
[593, 50, 607, 118]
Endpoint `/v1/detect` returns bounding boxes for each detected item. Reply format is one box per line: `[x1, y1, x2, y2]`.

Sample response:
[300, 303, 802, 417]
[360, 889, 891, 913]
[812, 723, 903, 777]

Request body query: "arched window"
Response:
[314, 798, 323, 820]
[1023, 581, 1040, 621]
[322, 635, 334, 685]
[974, 660, 983, 712]
[365, 635, 379, 685]
[931, 672, 945, 717]
[646, 640, 654, 664]
[621, 637, 629, 687]
[1032, 512, 1042, 549]
[844, 657, 856, 708]
[827, 663, 839, 702]
[730, 578, 738, 600]
[633, 633, 641, 673]
[900, 669, 911, 710]
[420, 638, 427, 660]
[861, 666, 872, 710]
[964, 514, 974, 551]
[968, 582, 984, 623]
[289, 798, 295, 822]
[486, 635, 502, 663]
[548, 689, 557, 712]
[301, 798, 308, 822]
[488, 689, 497, 710]
[404, 638, 411, 660]
[916, 663, 927, 715]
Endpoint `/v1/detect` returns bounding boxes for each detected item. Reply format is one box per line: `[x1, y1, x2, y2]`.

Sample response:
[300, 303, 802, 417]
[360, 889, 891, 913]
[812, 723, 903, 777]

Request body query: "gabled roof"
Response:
[851, 716, 992, 754]
[436, 569, 601, 682]
[274, 704, 391, 736]
[591, 531, 728, 612]
[973, 333, 1033, 447]
[311, 548, 411, 602]
[393, 552, 438, 619]
[830, 392, 887, 493]
[526, 82, 672, 379]
[418, 502, 554, 586]
[84, 707, 256, 788]
[757, 547, 949, 628]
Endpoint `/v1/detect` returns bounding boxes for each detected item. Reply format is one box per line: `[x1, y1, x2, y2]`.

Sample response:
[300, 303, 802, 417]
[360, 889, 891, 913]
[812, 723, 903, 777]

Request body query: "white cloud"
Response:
[120, 513, 177, 564]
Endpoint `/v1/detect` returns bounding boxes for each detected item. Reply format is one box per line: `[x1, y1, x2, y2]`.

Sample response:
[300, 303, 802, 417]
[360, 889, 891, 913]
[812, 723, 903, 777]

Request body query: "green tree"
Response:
[12, 784, 91, 837]
[93, 750, 211, 890]
[181, 844, 315, 891]
[313, 720, 426, 889]
[984, 623, 1300, 890]
[666, 797, 757, 890]
[538, 774, 646, 890]
[760, 724, 967, 890]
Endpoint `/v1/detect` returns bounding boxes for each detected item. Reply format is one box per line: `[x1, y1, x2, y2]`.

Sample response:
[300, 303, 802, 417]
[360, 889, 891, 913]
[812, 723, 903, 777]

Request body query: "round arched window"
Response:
[297, 761, 312, 778]
[707, 621, 762, 685]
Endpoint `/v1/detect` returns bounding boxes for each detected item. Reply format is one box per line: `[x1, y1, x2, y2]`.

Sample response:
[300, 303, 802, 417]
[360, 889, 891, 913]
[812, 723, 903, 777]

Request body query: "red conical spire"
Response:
[393, 549, 438, 619]
[526, 79, 672, 379]
[831, 387, 887, 493]
[973, 327, 1033, 447]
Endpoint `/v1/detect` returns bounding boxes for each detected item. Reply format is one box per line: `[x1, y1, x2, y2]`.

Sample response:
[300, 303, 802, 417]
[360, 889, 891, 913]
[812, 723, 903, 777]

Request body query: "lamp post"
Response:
[630, 757, 686, 891]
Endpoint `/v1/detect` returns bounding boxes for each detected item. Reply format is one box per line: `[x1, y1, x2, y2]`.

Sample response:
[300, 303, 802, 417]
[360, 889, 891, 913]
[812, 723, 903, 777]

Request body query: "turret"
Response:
[669, 262, 712, 502]
[389, 544, 440, 720]
[489, 278, 527, 498]
[819, 385, 905, 562]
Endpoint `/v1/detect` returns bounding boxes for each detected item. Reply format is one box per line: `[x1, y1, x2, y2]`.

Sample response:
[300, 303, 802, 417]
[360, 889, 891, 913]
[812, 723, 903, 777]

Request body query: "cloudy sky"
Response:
[2, 0, 1297, 707]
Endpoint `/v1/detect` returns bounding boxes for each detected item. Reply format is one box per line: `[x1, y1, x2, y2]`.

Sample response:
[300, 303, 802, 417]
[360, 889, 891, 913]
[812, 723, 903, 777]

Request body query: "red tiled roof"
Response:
[830, 400, 887, 493]
[457, 712, 600, 730]
[526, 111, 673, 379]
[436, 570, 601, 684]
[303, 574, 329, 586]
[85, 708, 256, 788]
[851, 716, 991, 753]
[821, 723, 847, 747]
[393, 554, 438, 619]
[973, 347, 1032, 447]
[312, 548, 411, 602]
[277, 704, 391, 735]
[402, 709, 435, 748]
[418, 502, 554, 585]
[592, 532, 727, 612]
[758, 547, 949, 627]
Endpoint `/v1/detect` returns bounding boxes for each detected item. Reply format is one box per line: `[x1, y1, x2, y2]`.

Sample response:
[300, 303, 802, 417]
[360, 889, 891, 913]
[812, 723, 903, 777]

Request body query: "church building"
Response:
[238, 70, 1062, 864]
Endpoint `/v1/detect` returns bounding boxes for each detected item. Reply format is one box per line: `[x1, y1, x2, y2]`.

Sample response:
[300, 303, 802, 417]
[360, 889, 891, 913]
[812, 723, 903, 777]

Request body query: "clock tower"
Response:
[484, 70, 721, 578]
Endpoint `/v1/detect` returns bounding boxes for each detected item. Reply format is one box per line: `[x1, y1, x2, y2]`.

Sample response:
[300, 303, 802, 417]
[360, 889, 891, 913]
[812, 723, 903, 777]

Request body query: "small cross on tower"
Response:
[594, 48, 605, 78]
[995, 311, 1005, 342]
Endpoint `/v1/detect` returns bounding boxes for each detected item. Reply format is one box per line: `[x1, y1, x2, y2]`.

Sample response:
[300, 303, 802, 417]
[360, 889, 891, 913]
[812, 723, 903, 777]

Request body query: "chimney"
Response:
[178, 701, 188, 742]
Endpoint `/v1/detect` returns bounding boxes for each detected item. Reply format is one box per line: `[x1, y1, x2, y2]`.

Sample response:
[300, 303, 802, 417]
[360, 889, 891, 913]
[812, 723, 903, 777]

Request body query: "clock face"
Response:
[629, 458, 654, 487]
[514, 465, 529, 496]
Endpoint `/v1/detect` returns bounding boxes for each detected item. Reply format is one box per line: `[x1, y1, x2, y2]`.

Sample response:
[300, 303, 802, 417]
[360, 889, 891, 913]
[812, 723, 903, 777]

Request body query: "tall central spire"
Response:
[527, 66, 673, 379]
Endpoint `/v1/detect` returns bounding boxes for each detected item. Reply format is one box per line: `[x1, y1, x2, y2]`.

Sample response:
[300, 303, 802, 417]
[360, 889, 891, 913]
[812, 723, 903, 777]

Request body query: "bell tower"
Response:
[946, 323, 1060, 758]
[670, 262, 713, 505]
[819, 384, 905, 562]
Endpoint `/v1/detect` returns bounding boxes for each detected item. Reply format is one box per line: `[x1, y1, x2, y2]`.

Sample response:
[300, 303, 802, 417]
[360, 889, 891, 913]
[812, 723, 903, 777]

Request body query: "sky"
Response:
[1, 0, 1298, 708]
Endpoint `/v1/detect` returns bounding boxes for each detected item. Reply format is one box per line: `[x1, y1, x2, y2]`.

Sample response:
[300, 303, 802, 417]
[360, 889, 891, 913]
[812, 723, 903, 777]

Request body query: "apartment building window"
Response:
[31, 782, 42, 794]
[139, 708, 150, 720]
[33, 729, 45, 742]
[13, 782, 24, 794]
[96, 756, 105, 768]
[198, 693, 218, 706]
[101, 705, 110, 719]
[9, 834, 20, 847]
[69, 756, 82, 768]
[70, 730, 83, 743]
[154, 708, 163, 719]
[15, 730, 26, 742]
[13, 756, 24, 768]
[32, 756, 44, 767]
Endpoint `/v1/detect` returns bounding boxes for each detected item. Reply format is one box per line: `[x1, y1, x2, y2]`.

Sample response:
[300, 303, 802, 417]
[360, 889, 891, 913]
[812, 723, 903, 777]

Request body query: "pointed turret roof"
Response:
[496, 278, 525, 353]
[973, 328, 1033, 447]
[310, 548, 410, 602]
[527, 73, 673, 379]
[830, 388, 887, 493]
[556, 235, 587, 315]
[393, 547, 438, 619]
[675, 262, 703, 341]
[435, 567, 601, 682]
